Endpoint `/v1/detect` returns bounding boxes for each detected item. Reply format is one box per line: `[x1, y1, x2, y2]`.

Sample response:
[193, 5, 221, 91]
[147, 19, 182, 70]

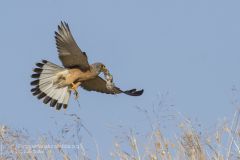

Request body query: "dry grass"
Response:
[110, 108, 240, 160]
[0, 107, 240, 160]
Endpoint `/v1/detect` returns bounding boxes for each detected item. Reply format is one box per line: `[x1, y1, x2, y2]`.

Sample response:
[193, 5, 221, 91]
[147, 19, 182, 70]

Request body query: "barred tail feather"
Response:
[31, 60, 71, 110]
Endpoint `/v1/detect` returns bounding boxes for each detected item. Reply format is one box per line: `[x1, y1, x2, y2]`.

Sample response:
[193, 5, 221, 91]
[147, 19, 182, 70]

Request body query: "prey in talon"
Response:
[30, 21, 144, 110]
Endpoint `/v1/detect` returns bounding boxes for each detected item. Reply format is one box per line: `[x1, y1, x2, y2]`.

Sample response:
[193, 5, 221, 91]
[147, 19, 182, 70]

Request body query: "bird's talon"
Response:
[71, 83, 78, 90]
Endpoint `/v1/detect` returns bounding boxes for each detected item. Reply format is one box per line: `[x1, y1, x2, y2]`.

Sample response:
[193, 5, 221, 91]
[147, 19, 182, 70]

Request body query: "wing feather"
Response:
[55, 21, 90, 71]
[81, 76, 143, 96]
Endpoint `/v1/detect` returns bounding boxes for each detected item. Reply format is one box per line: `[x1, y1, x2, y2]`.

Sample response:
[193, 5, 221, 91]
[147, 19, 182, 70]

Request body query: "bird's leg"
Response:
[71, 82, 81, 99]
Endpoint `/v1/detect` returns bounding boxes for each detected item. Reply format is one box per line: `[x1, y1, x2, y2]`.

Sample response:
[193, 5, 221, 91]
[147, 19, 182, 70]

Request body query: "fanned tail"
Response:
[30, 60, 71, 110]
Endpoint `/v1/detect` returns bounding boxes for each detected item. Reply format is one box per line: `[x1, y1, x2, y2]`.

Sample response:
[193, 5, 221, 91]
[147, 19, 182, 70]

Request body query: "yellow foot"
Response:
[71, 83, 79, 100]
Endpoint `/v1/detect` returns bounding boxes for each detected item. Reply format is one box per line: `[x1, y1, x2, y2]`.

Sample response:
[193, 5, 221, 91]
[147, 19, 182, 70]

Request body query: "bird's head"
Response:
[92, 62, 107, 74]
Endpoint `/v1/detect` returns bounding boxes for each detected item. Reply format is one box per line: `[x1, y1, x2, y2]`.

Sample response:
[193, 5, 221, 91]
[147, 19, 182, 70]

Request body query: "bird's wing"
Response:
[55, 21, 90, 71]
[81, 76, 143, 96]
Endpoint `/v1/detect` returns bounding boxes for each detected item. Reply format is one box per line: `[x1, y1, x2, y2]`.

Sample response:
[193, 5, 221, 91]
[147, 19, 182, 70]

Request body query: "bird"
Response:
[30, 21, 144, 110]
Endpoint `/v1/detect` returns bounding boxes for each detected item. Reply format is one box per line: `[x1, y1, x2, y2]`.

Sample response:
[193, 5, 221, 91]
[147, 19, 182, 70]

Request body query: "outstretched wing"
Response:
[81, 76, 144, 96]
[55, 21, 90, 71]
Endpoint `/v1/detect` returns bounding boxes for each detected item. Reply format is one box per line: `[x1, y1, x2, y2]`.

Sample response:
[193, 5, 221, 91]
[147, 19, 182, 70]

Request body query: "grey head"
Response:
[91, 62, 106, 75]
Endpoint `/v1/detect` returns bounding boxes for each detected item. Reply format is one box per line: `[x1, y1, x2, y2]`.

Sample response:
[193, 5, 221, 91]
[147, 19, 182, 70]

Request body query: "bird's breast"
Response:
[67, 68, 97, 83]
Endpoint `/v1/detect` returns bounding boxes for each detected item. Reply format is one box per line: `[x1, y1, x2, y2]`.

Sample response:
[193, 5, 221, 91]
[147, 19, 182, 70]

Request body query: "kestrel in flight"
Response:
[30, 22, 143, 110]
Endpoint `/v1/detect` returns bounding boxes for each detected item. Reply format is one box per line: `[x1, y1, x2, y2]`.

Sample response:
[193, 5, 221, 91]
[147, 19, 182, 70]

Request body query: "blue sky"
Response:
[1, 0, 240, 158]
